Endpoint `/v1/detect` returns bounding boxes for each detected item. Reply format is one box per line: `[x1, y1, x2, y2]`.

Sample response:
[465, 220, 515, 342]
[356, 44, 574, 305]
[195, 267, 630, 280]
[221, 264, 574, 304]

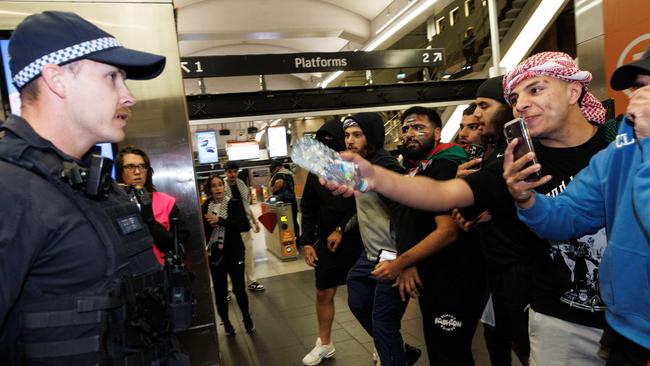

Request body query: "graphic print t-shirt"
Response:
[530, 127, 608, 328]
[465, 126, 609, 328]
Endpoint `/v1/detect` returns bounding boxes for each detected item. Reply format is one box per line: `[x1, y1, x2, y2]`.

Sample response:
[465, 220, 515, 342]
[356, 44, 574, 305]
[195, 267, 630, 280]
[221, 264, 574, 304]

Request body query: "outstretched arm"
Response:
[324, 151, 476, 211]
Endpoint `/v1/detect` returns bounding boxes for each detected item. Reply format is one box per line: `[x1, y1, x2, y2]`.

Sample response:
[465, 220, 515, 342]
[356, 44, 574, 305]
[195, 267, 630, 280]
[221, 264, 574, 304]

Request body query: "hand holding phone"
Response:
[503, 118, 541, 182]
[465, 144, 485, 161]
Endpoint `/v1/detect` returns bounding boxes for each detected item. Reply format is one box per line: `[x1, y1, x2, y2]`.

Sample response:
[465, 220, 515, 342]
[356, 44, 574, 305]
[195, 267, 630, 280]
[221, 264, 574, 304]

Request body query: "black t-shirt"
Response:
[464, 127, 608, 328]
[528, 127, 608, 328]
[463, 146, 538, 270]
[395, 158, 483, 283]
[228, 183, 250, 232]
[229, 183, 242, 200]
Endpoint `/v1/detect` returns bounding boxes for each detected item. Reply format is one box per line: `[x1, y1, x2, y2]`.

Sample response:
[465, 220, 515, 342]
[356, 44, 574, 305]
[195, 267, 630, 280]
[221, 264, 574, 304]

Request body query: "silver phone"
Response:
[503, 118, 541, 182]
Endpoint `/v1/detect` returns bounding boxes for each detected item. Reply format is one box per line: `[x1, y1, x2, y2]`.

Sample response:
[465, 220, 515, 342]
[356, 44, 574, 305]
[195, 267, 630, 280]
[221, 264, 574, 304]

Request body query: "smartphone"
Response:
[377, 249, 397, 262]
[503, 117, 541, 182]
[465, 144, 485, 168]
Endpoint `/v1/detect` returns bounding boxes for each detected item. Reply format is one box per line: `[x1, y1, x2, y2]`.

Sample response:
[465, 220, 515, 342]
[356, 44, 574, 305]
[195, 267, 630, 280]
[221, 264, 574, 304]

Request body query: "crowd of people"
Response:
[320, 50, 650, 366]
[1, 8, 649, 366]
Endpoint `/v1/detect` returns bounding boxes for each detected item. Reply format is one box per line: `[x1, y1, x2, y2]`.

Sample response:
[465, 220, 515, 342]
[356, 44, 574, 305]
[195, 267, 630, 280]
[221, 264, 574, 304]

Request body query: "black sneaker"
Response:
[404, 343, 421, 366]
[226, 291, 231, 301]
[243, 315, 255, 333]
[223, 320, 235, 336]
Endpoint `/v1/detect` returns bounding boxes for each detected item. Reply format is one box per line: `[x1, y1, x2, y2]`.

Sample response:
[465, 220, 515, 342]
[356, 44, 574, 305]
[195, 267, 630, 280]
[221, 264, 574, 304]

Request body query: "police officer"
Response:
[0, 11, 189, 365]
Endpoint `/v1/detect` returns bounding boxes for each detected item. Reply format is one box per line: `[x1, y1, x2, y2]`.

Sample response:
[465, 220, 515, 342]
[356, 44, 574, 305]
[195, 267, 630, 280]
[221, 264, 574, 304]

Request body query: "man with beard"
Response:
[342, 112, 420, 366]
[456, 76, 514, 181]
[372, 106, 486, 365]
[223, 161, 265, 292]
[454, 76, 519, 366]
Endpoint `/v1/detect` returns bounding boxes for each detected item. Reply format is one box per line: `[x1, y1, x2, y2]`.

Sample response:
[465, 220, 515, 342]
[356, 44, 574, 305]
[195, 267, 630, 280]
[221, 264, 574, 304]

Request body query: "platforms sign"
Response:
[180, 49, 445, 78]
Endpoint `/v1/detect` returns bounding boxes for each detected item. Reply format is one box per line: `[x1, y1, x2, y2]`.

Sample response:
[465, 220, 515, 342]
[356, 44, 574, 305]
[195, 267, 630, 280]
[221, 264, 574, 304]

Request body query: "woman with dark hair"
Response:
[116, 145, 156, 192]
[202, 174, 255, 336]
[116, 145, 185, 265]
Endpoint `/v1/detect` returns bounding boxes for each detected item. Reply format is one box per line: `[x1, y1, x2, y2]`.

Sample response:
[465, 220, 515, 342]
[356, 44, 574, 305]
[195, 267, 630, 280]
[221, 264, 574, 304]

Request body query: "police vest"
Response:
[0, 142, 191, 365]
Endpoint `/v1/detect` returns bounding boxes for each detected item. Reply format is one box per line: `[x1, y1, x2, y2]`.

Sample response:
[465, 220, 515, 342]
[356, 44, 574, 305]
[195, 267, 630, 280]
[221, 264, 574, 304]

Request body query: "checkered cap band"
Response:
[342, 118, 359, 129]
[503, 52, 606, 124]
[13, 37, 122, 88]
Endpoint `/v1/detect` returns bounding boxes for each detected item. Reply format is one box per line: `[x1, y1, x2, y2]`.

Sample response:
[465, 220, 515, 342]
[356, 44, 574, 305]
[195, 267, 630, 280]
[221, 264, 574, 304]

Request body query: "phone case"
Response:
[465, 144, 485, 161]
[503, 118, 541, 181]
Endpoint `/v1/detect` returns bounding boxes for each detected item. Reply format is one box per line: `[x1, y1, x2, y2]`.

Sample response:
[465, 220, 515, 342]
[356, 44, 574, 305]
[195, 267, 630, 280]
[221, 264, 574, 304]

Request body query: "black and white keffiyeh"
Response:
[225, 178, 250, 202]
[206, 196, 230, 255]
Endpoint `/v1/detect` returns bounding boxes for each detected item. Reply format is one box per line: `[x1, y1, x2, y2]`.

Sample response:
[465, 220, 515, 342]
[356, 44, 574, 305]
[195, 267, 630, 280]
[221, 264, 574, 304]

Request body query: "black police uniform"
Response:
[0, 115, 188, 365]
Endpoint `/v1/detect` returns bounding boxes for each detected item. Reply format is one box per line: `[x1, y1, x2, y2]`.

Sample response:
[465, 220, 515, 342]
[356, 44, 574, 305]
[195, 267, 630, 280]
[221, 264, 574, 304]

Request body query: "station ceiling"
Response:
[174, 0, 455, 92]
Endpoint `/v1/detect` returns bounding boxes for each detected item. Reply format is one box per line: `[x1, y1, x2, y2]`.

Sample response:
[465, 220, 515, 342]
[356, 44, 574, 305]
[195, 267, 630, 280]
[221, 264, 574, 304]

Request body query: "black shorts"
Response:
[313, 239, 362, 290]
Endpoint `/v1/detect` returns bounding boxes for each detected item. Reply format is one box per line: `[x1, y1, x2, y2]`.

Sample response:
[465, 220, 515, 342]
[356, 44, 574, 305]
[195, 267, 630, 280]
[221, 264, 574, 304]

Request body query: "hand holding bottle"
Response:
[291, 137, 368, 193]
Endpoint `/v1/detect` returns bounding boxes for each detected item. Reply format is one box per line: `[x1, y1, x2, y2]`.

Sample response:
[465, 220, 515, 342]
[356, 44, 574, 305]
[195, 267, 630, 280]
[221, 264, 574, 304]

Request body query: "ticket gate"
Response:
[259, 202, 298, 260]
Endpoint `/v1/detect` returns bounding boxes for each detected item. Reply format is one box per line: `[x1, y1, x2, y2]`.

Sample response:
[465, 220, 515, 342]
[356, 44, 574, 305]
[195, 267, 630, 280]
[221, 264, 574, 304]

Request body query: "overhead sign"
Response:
[180, 49, 445, 78]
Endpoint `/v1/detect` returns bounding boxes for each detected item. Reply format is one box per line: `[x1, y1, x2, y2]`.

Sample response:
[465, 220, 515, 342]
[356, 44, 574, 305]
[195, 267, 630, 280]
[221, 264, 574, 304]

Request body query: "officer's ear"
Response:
[40, 64, 67, 99]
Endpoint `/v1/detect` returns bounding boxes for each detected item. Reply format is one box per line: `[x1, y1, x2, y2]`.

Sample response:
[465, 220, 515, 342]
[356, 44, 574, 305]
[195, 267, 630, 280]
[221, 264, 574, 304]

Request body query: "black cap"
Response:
[9, 11, 166, 90]
[342, 112, 385, 149]
[224, 161, 239, 170]
[476, 76, 507, 105]
[611, 46, 650, 90]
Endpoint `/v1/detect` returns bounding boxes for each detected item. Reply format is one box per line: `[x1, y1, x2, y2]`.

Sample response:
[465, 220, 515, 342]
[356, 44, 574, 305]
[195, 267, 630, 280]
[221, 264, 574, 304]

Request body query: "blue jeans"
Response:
[346, 251, 408, 366]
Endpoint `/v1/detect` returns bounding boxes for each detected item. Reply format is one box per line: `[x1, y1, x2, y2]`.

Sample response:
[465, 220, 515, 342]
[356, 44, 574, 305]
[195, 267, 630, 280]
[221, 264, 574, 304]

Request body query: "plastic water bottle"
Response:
[291, 137, 368, 192]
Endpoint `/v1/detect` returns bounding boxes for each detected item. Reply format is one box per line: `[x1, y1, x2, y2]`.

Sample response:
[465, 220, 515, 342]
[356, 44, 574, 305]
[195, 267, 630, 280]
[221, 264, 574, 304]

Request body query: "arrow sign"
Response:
[180, 62, 190, 73]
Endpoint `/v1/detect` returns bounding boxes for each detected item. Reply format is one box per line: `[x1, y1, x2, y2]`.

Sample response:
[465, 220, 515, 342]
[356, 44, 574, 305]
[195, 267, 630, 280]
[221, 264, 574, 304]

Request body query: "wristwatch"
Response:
[335, 226, 343, 233]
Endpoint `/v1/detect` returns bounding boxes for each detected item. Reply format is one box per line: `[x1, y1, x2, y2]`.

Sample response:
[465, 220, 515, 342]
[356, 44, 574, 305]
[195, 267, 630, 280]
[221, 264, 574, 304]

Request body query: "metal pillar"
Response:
[487, 0, 503, 76]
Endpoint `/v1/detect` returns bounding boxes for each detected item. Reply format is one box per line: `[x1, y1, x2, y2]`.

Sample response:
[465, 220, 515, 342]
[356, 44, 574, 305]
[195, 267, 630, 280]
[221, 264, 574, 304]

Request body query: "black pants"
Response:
[417, 262, 487, 366]
[487, 263, 532, 365]
[602, 325, 650, 366]
[483, 322, 513, 366]
[210, 252, 249, 323]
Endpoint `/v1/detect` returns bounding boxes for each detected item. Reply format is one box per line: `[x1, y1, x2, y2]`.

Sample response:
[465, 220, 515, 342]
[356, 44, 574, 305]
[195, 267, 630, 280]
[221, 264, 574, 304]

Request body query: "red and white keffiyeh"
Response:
[503, 52, 606, 124]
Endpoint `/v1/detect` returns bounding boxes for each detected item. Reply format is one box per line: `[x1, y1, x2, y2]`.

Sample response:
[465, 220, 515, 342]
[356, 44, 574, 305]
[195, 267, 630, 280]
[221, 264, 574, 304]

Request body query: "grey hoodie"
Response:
[345, 112, 403, 260]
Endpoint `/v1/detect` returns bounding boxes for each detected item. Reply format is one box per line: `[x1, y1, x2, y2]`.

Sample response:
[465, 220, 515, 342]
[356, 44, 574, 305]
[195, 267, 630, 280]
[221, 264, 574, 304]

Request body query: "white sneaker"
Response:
[372, 348, 380, 366]
[302, 337, 335, 365]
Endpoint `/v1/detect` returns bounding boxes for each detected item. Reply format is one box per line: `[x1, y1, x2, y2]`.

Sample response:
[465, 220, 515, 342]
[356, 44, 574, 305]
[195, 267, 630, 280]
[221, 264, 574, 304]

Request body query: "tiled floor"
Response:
[212, 204, 523, 366]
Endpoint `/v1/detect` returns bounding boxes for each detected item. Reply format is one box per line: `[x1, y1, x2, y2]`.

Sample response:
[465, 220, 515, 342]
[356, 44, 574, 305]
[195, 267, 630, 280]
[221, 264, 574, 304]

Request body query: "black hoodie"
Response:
[346, 112, 403, 172]
[315, 118, 345, 152]
[298, 119, 361, 248]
